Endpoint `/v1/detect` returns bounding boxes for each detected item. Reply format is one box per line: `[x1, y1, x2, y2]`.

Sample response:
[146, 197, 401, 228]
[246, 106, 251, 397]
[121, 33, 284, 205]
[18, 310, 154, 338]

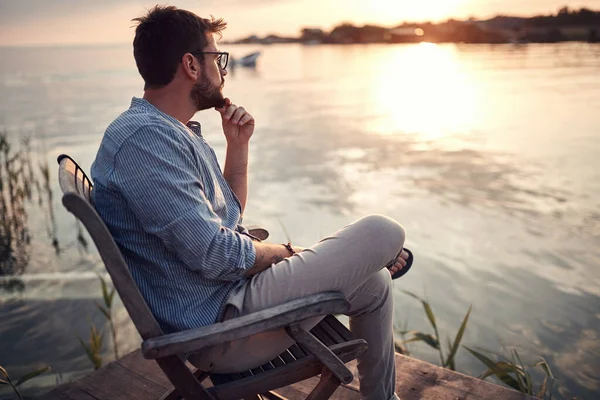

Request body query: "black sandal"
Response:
[389, 248, 414, 280]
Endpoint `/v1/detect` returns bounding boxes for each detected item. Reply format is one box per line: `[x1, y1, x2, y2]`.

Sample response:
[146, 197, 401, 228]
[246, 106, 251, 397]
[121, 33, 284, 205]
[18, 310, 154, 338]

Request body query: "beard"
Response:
[190, 72, 225, 111]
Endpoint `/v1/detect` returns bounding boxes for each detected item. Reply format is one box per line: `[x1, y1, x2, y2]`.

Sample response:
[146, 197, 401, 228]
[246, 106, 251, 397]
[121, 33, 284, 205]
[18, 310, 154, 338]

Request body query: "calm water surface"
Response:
[1, 43, 599, 399]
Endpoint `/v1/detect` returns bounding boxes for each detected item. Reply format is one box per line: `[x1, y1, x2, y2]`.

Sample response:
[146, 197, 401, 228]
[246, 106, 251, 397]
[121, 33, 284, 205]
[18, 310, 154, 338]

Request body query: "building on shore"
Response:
[301, 28, 326, 44]
[388, 27, 425, 43]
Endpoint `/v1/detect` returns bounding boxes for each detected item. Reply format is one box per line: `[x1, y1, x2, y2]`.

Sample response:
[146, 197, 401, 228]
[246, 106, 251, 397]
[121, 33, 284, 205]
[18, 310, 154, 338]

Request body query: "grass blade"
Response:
[513, 349, 533, 394]
[402, 291, 437, 330]
[536, 376, 548, 398]
[510, 349, 527, 393]
[479, 362, 519, 379]
[464, 346, 521, 391]
[78, 325, 104, 370]
[394, 339, 408, 355]
[98, 275, 110, 309]
[91, 326, 104, 352]
[108, 288, 115, 308]
[14, 367, 51, 387]
[78, 337, 97, 369]
[422, 302, 438, 332]
[446, 337, 456, 370]
[444, 305, 472, 369]
[411, 332, 440, 349]
[96, 304, 111, 321]
[535, 358, 555, 379]
[276, 217, 292, 243]
[402, 290, 423, 302]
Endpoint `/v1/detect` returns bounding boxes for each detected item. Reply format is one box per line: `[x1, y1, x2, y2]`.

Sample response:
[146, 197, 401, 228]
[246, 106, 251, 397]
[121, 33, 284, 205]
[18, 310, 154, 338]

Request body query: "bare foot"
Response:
[389, 249, 409, 276]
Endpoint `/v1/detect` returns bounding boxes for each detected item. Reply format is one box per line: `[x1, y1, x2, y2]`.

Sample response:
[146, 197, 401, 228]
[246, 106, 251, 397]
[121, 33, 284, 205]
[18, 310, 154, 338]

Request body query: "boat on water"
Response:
[231, 51, 261, 67]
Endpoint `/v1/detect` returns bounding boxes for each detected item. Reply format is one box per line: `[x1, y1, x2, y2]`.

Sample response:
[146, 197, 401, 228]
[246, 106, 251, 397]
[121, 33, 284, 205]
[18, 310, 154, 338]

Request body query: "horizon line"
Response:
[2, 6, 598, 48]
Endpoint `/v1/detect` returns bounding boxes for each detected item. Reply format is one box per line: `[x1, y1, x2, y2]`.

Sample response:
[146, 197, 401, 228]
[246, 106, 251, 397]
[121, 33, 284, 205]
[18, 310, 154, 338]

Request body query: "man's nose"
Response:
[221, 68, 228, 77]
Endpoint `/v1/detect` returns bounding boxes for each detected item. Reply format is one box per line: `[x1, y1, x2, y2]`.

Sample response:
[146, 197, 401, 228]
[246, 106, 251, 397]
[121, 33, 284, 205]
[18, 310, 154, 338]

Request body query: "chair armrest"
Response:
[142, 291, 349, 359]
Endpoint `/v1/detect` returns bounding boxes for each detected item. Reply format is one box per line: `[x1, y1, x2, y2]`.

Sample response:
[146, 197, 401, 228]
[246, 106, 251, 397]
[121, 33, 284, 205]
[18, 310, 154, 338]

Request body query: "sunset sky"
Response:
[1, 0, 599, 46]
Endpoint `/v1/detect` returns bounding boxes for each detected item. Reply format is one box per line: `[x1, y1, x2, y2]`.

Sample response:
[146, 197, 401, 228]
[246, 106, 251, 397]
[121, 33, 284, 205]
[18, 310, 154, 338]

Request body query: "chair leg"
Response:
[306, 368, 341, 400]
[159, 388, 180, 400]
[159, 370, 210, 400]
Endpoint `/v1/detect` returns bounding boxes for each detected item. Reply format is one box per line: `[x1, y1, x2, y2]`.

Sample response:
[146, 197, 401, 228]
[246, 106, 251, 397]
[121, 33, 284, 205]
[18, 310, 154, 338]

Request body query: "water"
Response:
[1, 42, 599, 399]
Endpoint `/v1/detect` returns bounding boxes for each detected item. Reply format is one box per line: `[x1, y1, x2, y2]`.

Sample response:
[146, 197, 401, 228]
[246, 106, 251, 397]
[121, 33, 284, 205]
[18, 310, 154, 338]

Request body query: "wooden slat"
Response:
[71, 360, 165, 400]
[240, 370, 253, 378]
[310, 325, 335, 347]
[322, 316, 353, 342]
[318, 318, 346, 344]
[210, 373, 233, 386]
[61, 193, 164, 341]
[279, 349, 296, 364]
[344, 354, 537, 400]
[305, 370, 340, 400]
[260, 361, 275, 372]
[287, 344, 307, 360]
[116, 351, 171, 389]
[275, 376, 360, 400]
[208, 341, 366, 399]
[38, 350, 538, 400]
[286, 325, 353, 385]
[38, 385, 100, 400]
[142, 293, 350, 359]
[270, 356, 286, 368]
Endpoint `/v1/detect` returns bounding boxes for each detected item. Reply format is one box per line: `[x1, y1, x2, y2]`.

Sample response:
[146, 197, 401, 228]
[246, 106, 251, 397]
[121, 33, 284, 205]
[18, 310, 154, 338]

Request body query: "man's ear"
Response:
[181, 53, 200, 80]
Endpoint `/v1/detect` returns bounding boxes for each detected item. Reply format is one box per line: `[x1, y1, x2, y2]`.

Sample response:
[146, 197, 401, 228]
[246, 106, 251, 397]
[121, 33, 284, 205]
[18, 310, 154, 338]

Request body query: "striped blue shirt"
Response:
[91, 97, 256, 334]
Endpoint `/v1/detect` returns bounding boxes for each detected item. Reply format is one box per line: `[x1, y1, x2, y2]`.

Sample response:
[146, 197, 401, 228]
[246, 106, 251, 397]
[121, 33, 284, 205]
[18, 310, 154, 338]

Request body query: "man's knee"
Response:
[355, 214, 406, 257]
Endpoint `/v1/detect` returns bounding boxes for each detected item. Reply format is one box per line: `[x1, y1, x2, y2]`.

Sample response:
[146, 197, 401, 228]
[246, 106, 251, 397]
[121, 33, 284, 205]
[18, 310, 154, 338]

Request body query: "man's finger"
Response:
[223, 104, 237, 120]
[238, 113, 254, 126]
[230, 107, 246, 125]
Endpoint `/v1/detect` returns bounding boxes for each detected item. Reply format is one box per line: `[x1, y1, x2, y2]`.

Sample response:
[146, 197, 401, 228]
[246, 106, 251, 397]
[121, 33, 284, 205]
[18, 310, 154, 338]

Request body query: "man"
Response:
[91, 5, 412, 400]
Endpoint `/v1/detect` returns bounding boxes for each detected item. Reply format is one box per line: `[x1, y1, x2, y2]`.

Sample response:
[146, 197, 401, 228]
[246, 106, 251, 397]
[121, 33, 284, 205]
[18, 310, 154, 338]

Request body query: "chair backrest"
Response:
[58, 154, 216, 399]
[57, 154, 163, 340]
[57, 154, 93, 203]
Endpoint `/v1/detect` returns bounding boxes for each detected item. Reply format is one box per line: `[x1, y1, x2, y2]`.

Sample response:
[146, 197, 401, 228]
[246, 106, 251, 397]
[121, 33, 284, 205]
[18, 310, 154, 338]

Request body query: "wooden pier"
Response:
[38, 350, 535, 399]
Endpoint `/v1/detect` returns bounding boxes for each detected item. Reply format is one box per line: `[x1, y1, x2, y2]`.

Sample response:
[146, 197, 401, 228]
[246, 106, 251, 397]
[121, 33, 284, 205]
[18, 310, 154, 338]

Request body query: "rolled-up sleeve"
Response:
[111, 125, 255, 281]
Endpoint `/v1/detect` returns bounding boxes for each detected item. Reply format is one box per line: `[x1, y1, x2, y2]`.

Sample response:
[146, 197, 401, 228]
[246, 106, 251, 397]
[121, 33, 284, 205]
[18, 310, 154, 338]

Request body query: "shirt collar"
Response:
[186, 121, 202, 136]
[130, 97, 202, 136]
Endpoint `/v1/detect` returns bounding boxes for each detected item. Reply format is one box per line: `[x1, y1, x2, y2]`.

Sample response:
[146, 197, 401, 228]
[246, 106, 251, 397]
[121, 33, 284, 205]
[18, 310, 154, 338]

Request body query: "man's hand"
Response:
[216, 98, 255, 146]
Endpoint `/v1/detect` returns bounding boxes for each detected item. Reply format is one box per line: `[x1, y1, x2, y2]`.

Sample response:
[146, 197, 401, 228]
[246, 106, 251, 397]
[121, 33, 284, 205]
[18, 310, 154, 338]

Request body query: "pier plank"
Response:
[37, 350, 536, 400]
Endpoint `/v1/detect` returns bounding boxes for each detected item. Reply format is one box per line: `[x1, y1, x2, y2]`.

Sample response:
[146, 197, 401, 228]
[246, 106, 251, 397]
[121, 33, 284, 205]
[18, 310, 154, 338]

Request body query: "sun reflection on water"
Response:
[368, 43, 480, 142]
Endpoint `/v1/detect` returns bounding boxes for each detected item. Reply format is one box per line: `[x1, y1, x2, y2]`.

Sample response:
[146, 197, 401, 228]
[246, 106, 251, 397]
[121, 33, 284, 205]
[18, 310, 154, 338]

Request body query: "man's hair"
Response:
[132, 5, 226, 89]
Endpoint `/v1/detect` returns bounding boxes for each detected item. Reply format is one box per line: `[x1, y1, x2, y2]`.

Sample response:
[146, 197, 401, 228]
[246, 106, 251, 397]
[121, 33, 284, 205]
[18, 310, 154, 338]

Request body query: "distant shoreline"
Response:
[227, 6, 600, 45]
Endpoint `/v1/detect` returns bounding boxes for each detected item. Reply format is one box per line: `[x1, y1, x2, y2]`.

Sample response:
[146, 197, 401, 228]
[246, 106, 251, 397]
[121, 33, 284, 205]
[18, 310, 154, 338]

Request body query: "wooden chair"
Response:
[57, 154, 368, 400]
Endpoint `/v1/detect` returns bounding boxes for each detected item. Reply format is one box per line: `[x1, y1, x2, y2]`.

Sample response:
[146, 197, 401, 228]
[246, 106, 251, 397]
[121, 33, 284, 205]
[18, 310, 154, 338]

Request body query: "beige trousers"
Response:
[190, 215, 405, 400]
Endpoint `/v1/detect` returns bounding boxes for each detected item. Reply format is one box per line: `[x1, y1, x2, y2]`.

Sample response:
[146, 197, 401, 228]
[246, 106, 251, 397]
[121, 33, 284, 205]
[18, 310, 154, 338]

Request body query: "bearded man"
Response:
[91, 6, 413, 400]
